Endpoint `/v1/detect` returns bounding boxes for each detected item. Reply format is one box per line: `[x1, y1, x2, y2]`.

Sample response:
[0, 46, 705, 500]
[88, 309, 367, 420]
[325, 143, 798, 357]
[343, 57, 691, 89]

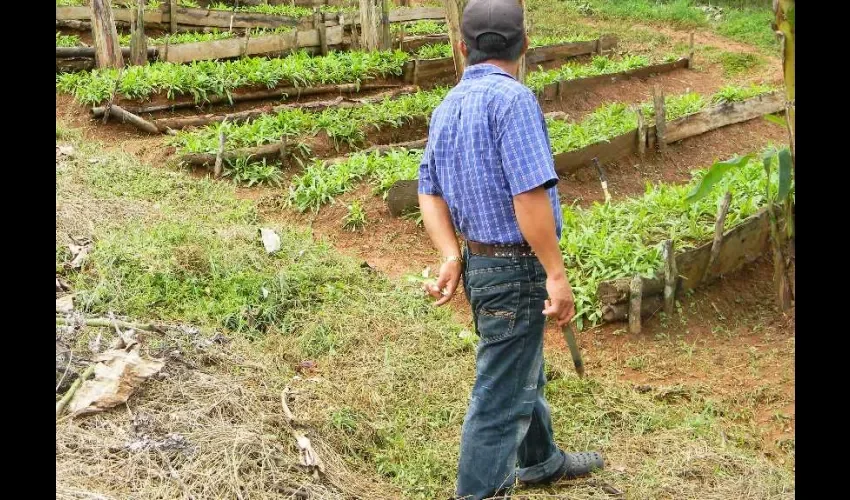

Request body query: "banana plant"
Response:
[685, 148, 793, 311]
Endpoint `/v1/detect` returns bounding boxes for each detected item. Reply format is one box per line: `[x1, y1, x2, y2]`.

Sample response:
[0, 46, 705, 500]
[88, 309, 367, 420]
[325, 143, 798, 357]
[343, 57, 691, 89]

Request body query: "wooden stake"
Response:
[90, 0, 124, 69]
[129, 0, 147, 66]
[359, 0, 380, 51]
[702, 191, 732, 283]
[636, 108, 646, 159]
[278, 135, 289, 163]
[592, 157, 611, 204]
[662, 239, 677, 316]
[652, 85, 666, 153]
[169, 0, 178, 33]
[688, 32, 694, 68]
[381, 0, 391, 50]
[412, 57, 420, 86]
[213, 127, 226, 178]
[399, 23, 405, 50]
[629, 275, 642, 334]
[314, 8, 328, 56]
[443, 0, 466, 83]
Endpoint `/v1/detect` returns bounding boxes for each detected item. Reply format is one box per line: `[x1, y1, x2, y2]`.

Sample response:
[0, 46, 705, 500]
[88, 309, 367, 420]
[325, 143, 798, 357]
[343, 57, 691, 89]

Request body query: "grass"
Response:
[56, 49, 410, 106]
[344, 200, 367, 231]
[172, 87, 448, 154]
[719, 51, 765, 76]
[208, 1, 351, 18]
[413, 33, 597, 60]
[57, 127, 794, 499]
[56, 32, 81, 48]
[526, 0, 778, 51]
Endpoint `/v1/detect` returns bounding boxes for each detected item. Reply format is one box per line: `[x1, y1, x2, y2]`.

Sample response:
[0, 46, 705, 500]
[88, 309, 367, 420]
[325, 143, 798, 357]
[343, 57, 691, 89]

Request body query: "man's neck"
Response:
[476, 59, 520, 78]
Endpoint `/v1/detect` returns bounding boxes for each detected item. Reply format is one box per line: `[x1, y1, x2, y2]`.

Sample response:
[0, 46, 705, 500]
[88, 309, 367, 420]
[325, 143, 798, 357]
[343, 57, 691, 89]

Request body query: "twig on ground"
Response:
[56, 364, 95, 418]
[56, 316, 164, 333]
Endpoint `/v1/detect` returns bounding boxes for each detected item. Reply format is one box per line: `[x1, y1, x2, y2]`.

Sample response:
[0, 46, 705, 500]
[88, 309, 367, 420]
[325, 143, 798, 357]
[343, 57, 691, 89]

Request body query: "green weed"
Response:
[344, 201, 367, 231]
[719, 51, 764, 76]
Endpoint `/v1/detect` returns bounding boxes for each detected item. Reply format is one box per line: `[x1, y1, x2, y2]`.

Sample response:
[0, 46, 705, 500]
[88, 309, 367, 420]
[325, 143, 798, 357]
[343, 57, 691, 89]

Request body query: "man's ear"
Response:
[459, 40, 469, 57]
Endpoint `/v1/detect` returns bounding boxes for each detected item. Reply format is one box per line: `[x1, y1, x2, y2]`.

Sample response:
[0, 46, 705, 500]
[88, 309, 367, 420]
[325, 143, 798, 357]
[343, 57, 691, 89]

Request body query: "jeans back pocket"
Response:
[469, 281, 521, 344]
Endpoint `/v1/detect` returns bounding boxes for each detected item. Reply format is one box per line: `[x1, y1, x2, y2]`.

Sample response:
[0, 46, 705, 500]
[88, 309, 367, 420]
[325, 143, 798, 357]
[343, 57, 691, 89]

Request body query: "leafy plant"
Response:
[392, 20, 446, 36]
[56, 32, 81, 47]
[222, 157, 282, 187]
[719, 52, 763, 76]
[288, 149, 422, 212]
[343, 201, 367, 231]
[173, 87, 449, 154]
[57, 49, 410, 105]
[526, 54, 656, 92]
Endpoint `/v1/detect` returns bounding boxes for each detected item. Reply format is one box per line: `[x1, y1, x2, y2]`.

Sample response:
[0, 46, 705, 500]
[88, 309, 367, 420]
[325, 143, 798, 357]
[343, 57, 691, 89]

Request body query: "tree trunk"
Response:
[516, 0, 527, 83]
[90, 0, 124, 69]
[442, 0, 466, 82]
[359, 0, 380, 51]
[774, 0, 795, 167]
[130, 0, 148, 66]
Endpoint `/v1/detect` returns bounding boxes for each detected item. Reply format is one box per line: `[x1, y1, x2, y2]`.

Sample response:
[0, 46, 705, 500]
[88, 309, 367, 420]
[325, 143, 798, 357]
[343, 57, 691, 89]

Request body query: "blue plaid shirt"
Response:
[418, 64, 562, 245]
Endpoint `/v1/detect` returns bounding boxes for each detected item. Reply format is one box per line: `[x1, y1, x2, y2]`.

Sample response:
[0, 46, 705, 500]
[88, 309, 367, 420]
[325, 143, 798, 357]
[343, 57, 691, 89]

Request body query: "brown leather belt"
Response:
[466, 241, 535, 258]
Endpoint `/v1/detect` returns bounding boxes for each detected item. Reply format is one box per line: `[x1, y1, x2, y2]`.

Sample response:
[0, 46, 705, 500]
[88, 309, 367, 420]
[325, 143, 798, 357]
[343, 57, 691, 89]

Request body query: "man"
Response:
[417, 0, 605, 498]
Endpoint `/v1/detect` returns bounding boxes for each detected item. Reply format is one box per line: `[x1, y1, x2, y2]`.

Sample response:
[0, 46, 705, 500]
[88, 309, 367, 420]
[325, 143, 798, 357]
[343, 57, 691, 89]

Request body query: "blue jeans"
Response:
[456, 250, 567, 499]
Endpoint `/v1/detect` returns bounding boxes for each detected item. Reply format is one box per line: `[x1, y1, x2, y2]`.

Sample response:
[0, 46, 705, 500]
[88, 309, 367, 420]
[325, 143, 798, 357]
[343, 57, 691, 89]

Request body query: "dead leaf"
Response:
[56, 295, 75, 314]
[68, 243, 91, 269]
[69, 345, 165, 417]
[56, 144, 75, 159]
[259, 228, 281, 254]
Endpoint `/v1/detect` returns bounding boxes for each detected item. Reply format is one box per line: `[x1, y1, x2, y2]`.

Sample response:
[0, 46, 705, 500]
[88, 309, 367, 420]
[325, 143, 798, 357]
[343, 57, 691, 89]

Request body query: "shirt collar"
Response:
[461, 63, 516, 81]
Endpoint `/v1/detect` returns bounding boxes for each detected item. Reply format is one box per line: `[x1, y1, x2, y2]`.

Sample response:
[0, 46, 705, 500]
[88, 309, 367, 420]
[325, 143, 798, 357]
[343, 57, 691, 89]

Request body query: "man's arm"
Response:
[497, 90, 575, 326]
[513, 187, 575, 326]
[420, 194, 462, 306]
[417, 137, 462, 307]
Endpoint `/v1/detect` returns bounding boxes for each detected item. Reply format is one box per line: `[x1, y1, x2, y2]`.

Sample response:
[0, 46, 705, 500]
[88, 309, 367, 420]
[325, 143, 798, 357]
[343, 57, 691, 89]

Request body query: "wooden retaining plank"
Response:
[526, 35, 617, 65]
[389, 6, 445, 22]
[157, 25, 343, 63]
[537, 58, 689, 104]
[597, 206, 775, 311]
[402, 37, 614, 84]
[553, 130, 638, 175]
[174, 7, 302, 29]
[57, 6, 165, 24]
[658, 91, 785, 144]
[402, 34, 450, 52]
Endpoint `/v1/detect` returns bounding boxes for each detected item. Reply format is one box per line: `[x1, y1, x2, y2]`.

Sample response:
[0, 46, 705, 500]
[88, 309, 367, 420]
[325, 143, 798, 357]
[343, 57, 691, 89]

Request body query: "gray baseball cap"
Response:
[462, 0, 525, 50]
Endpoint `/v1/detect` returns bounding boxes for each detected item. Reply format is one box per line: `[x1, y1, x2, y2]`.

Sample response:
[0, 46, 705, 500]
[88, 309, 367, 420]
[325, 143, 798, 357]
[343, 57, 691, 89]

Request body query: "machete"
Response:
[561, 322, 585, 378]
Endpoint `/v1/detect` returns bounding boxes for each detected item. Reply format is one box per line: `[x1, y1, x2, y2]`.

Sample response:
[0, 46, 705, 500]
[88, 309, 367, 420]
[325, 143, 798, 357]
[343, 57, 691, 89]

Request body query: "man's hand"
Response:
[425, 258, 462, 306]
[542, 274, 576, 327]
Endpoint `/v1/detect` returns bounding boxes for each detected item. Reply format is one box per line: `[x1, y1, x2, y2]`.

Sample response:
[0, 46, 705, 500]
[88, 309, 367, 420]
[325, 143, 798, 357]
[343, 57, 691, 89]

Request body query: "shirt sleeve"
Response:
[417, 139, 441, 196]
[495, 90, 558, 196]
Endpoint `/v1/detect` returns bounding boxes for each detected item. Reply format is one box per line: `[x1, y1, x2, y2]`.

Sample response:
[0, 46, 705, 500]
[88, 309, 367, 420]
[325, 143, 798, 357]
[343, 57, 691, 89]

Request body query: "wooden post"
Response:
[90, 0, 124, 69]
[412, 57, 420, 86]
[381, 0, 391, 50]
[359, 0, 380, 51]
[687, 32, 694, 68]
[314, 8, 329, 55]
[278, 135, 289, 163]
[399, 23, 405, 50]
[129, 0, 147, 66]
[169, 0, 178, 33]
[629, 275, 642, 334]
[213, 127, 226, 178]
[702, 191, 732, 282]
[636, 108, 646, 159]
[517, 0, 527, 83]
[443, 0, 466, 83]
[652, 85, 666, 153]
[662, 240, 677, 316]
